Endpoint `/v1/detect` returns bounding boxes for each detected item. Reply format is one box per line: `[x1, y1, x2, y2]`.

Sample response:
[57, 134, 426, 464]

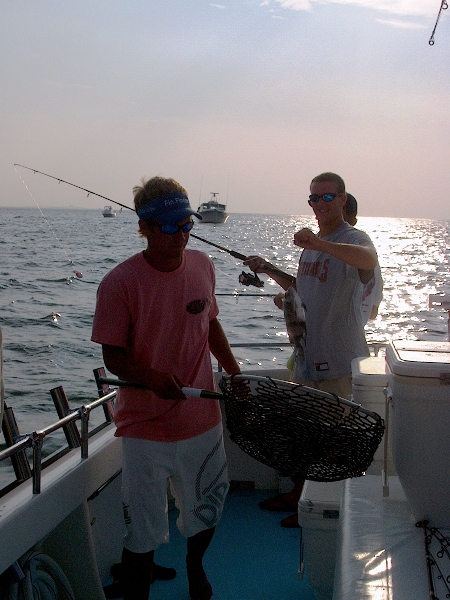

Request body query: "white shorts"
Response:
[121, 423, 229, 553]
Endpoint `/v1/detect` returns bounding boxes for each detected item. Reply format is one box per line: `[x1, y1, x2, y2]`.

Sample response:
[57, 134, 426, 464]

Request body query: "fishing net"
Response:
[219, 375, 385, 482]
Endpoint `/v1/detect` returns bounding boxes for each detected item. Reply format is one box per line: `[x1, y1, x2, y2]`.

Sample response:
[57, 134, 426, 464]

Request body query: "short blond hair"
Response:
[133, 176, 188, 237]
[133, 176, 187, 214]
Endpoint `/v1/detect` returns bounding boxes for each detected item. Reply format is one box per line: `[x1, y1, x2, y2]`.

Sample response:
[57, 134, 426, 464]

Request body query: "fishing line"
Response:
[14, 166, 83, 282]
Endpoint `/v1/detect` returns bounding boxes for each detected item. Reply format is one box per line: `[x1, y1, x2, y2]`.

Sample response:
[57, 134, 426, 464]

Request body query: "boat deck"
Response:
[103, 489, 316, 600]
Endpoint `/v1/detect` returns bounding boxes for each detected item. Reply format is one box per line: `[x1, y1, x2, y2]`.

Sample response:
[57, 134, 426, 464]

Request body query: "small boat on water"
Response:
[197, 192, 228, 224]
[1, 295, 450, 600]
[102, 206, 116, 218]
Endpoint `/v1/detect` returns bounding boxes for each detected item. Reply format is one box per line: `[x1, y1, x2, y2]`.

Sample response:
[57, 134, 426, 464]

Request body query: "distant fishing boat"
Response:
[102, 206, 116, 218]
[197, 192, 228, 224]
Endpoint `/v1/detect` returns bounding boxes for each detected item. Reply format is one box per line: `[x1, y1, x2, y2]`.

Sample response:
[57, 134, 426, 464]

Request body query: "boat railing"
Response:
[1, 344, 388, 497]
[0, 368, 117, 498]
[216, 341, 387, 371]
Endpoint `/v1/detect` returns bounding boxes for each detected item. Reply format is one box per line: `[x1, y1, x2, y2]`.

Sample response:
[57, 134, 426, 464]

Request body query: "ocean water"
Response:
[1, 206, 449, 481]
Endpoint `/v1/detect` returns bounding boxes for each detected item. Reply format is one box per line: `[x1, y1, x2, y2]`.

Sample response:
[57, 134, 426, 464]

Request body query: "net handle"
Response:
[221, 374, 381, 418]
[96, 377, 223, 400]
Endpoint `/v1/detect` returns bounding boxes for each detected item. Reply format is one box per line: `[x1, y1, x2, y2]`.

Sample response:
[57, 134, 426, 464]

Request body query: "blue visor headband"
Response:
[137, 193, 201, 224]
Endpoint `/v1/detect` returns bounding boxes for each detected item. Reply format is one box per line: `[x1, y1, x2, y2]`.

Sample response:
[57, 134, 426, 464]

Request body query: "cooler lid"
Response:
[351, 357, 388, 387]
[386, 341, 450, 378]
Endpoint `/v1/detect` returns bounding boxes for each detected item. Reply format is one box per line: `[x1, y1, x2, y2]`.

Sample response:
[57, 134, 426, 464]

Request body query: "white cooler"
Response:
[386, 340, 450, 527]
[351, 356, 393, 475]
[298, 480, 343, 600]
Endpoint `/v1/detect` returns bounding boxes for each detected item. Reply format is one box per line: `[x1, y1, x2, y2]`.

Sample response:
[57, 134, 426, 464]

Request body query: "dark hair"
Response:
[133, 176, 187, 237]
[344, 193, 358, 218]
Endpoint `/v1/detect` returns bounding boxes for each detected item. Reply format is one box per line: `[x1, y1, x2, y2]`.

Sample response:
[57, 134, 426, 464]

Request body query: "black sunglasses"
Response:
[308, 193, 343, 205]
[156, 221, 194, 235]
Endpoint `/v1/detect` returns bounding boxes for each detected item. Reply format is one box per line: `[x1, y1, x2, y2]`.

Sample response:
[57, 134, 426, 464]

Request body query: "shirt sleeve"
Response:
[91, 267, 132, 347]
[346, 228, 376, 250]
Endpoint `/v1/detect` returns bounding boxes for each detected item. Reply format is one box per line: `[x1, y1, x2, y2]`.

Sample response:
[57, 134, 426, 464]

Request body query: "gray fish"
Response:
[283, 287, 306, 356]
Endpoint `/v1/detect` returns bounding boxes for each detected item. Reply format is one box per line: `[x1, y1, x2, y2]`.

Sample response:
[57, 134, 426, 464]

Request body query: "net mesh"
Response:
[219, 376, 385, 481]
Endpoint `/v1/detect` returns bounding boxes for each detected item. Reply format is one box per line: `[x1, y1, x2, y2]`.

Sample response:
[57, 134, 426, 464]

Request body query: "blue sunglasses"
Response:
[308, 193, 342, 204]
[157, 221, 194, 235]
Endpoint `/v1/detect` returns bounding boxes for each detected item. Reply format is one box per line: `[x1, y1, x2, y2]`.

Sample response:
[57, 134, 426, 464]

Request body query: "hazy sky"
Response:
[2, 1, 449, 219]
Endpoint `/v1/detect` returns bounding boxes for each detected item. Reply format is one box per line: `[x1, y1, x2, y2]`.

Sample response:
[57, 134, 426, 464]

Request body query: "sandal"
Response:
[188, 568, 213, 600]
[109, 562, 176, 585]
[280, 513, 300, 528]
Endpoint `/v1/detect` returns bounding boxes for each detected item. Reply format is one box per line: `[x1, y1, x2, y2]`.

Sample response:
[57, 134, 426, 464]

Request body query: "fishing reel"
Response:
[238, 271, 264, 289]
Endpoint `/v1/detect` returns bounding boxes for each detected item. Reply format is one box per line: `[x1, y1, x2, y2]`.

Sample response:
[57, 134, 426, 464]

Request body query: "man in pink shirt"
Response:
[92, 175, 241, 600]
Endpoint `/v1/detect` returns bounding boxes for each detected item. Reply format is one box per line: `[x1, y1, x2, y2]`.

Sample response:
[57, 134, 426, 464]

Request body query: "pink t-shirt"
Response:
[91, 250, 221, 441]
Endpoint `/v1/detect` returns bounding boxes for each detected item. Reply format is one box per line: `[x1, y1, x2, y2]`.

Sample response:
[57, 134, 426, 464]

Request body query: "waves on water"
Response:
[0, 207, 449, 483]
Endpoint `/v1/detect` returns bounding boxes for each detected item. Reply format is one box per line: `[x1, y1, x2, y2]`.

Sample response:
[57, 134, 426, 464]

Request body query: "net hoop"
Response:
[219, 374, 385, 482]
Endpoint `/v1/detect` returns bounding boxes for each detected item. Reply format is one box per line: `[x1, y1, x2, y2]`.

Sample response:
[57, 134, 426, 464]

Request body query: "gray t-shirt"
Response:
[294, 221, 375, 381]
[361, 264, 383, 324]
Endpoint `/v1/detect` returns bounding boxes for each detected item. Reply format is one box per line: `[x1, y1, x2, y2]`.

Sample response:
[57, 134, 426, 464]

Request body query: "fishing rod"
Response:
[190, 233, 246, 260]
[97, 377, 225, 400]
[14, 164, 135, 213]
[190, 233, 265, 288]
[14, 164, 295, 286]
[190, 234, 296, 286]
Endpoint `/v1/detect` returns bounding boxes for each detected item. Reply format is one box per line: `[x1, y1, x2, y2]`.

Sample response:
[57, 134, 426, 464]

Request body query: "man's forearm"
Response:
[319, 240, 378, 270]
[208, 318, 241, 375]
[261, 263, 296, 289]
[102, 345, 157, 388]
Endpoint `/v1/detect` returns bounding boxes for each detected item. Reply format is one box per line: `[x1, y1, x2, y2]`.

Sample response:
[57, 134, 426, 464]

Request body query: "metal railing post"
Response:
[93, 367, 115, 421]
[1, 404, 32, 481]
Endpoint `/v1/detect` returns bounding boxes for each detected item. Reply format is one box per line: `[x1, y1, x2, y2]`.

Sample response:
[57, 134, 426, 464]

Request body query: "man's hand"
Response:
[147, 370, 187, 400]
[243, 255, 267, 273]
[274, 291, 285, 310]
[294, 228, 322, 251]
[229, 373, 252, 400]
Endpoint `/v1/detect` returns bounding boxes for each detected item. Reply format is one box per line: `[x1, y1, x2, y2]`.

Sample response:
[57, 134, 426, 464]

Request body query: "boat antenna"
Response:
[226, 172, 230, 206]
[198, 173, 203, 206]
[13, 164, 135, 213]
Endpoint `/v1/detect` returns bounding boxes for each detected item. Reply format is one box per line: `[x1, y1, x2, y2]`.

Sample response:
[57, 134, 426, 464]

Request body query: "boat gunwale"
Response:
[0, 342, 386, 497]
[0, 390, 117, 497]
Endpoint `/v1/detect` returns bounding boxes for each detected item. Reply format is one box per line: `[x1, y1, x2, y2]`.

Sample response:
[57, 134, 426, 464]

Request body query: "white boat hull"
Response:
[197, 193, 228, 223]
[198, 210, 228, 224]
[102, 206, 116, 217]
[0, 426, 122, 598]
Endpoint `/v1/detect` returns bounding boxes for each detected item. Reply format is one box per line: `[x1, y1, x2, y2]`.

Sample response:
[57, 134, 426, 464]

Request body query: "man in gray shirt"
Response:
[244, 172, 378, 526]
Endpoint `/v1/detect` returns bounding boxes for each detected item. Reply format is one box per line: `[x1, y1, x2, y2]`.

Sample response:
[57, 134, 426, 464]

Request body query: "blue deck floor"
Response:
[105, 489, 318, 600]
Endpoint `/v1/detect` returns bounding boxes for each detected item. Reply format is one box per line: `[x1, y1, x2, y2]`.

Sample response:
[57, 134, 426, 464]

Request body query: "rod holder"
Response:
[1, 404, 32, 482]
[93, 367, 115, 422]
[50, 386, 81, 449]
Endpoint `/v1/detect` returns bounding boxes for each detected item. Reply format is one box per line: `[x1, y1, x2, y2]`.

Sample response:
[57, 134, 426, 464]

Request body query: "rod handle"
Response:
[96, 377, 223, 400]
